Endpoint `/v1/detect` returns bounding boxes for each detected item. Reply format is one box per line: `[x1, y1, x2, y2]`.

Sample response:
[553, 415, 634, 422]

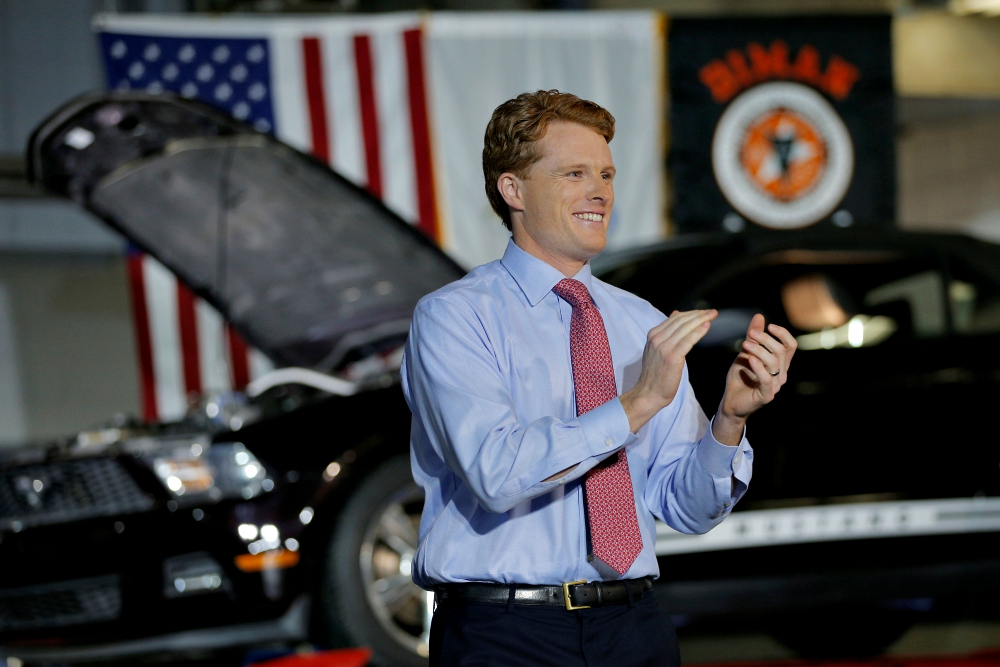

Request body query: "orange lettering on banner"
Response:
[793, 45, 823, 86]
[725, 49, 755, 88]
[699, 60, 740, 103]
[698, 41, 860, 103]
[823, 55, 861, 100]
[747, 42, 772, 80]
[766, 40, 792, 79]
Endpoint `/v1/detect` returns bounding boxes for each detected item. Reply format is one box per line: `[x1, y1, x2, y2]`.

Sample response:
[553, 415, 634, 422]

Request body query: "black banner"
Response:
[668, 15, 894, 234]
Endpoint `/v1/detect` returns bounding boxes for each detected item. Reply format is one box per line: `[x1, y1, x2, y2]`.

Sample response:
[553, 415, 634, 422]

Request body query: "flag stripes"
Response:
[95, 12, 666, 422]
[302, 36, 331, 164]
[227, 325, 251, 391]
[176, 283, 202, 398]
[142, 256, 186, 421]
[130, 253, 269, 421]
[99, 15, 438, 422]
[126, 251, 159, 421]
[354, 34, 383, 196]
[403, 28, 438, 240]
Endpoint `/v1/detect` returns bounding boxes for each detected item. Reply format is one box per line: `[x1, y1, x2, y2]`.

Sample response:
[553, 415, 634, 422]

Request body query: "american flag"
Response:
[96, 14, 438, 422]
[101, 33, 277, 134]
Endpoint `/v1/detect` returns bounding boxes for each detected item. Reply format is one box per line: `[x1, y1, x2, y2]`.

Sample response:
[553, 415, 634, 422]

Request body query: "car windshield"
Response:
[693, 252, 951, 350]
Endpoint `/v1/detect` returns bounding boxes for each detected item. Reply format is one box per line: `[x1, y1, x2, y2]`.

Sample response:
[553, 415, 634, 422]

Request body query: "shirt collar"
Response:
[500, 238, 595, 307]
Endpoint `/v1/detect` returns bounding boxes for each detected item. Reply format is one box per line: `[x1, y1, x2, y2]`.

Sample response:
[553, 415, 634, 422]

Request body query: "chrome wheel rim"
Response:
[359, 482, 431, 657]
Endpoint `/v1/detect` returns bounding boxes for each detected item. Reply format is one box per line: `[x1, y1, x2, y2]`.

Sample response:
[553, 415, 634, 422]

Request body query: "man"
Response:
[401, 90, 795, 667]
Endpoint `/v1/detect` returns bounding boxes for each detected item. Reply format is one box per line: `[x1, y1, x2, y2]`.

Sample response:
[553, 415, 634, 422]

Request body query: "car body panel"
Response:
[28, 93, 464, 370]
[596, 229, 1000, 625]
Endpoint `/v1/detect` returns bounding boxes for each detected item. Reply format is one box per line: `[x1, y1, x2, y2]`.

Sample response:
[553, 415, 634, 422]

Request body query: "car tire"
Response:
[770, 607, 913, 659]
[323, 455, 429, 667]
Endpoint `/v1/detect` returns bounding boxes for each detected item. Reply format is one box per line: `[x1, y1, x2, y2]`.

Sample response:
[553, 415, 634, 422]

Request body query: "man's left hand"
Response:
[712, 313, 796, 445]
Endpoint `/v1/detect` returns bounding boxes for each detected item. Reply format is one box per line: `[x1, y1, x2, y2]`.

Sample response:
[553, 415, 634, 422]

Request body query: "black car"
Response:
[3, 92, 462, 667]
[4, 91, 1000, 666]
[596, 229, 1000, 657]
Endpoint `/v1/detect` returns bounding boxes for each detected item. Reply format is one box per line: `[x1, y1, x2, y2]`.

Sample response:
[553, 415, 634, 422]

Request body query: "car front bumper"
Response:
[1, 595, 309, 665]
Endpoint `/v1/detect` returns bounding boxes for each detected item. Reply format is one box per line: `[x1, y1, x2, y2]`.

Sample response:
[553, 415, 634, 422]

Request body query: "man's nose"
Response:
[588, 177, 611, 202]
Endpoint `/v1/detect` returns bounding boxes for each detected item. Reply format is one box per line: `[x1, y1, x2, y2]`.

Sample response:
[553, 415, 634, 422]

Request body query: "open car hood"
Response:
[27, 92, 464, 371]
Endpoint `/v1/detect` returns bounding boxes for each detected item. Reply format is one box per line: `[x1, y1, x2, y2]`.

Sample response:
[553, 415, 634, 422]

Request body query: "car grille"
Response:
[0, 575, 121, 631]
[0, 458, 153, 530]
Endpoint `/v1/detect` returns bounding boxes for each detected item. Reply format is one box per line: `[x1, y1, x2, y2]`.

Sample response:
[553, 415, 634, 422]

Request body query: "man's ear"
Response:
[497, 172, 525, 214]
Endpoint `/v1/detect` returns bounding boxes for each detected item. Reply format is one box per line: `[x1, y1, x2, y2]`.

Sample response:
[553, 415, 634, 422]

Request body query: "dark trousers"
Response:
[429, 592, 680, 667]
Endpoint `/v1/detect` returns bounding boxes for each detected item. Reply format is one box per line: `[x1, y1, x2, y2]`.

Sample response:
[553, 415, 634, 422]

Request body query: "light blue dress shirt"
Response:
[401, 239, 753, 589]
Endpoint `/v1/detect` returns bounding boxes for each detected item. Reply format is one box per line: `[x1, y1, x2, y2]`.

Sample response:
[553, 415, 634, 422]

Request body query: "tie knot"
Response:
[552, 279, 593, 310]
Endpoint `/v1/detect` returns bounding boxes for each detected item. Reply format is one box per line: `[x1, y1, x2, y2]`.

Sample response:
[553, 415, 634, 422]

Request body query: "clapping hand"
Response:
[712, 313, 796, 444]
[620, 310, 796, 445]
[620, 309, 719, 434]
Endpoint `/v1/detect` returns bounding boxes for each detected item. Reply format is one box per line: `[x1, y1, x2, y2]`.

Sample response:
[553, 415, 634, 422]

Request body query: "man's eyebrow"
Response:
[558, 163, 616, 172]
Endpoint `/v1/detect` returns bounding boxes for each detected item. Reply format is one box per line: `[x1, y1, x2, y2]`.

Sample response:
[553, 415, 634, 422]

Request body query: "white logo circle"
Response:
[711, 81, 854, 230]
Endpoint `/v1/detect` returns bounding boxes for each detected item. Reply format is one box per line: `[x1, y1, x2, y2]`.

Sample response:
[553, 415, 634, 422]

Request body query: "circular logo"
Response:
[712, 81, 854, 230]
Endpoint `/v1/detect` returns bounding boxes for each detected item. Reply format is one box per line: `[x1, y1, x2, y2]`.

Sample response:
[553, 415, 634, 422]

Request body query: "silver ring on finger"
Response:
[769, 370, 780, 377]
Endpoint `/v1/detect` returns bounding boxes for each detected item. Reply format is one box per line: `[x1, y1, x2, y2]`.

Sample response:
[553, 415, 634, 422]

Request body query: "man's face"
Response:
[508, 121, 615, 267]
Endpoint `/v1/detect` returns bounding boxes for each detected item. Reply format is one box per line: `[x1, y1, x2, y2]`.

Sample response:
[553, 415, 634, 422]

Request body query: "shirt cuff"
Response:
[695, 416, 745, 477]
[579, 397, 637, 459]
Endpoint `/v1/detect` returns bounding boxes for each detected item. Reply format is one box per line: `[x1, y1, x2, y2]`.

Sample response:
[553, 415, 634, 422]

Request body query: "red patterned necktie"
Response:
[552, 278, 643, 576]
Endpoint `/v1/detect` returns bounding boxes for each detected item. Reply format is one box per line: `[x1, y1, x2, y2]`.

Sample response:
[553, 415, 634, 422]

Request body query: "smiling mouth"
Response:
[574, 213, 604, 222]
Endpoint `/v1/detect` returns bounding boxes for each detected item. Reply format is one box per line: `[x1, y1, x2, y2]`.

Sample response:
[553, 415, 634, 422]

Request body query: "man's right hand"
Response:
[619, 309, 718, 433]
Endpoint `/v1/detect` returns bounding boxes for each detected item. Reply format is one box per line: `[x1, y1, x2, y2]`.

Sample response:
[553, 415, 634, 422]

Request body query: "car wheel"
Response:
[324, 455, 430, 667]
[770, 607, 913, 659]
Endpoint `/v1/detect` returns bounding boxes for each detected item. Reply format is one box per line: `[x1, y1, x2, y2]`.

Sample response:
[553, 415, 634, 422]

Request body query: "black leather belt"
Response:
[436, 577, 654, 611]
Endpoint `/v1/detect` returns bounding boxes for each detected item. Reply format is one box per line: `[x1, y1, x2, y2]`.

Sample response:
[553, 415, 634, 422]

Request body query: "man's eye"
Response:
[568, 171, 582, 178]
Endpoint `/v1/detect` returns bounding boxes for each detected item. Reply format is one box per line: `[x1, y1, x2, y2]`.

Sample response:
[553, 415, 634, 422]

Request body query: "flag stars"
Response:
[215, 82, 233, 101]
[246, 44, 264, 63]
[103, 35, 275, 136]
[247, 82, 267, 101]
[230, 63, 248, 82]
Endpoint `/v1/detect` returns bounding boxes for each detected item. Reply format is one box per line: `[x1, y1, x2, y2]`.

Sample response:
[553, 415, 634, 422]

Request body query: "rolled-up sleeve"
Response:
[402, 296, 631, 514]
[642, 366, 753, 534]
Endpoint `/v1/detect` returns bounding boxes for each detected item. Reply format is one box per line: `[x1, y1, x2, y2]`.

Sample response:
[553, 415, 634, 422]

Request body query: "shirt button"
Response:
[558, 478, 566, 485]
[605, 438, 614, 447]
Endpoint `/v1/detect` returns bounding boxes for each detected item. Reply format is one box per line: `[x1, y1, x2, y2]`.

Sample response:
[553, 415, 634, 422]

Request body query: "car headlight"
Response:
[142, 438, 270, 505]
